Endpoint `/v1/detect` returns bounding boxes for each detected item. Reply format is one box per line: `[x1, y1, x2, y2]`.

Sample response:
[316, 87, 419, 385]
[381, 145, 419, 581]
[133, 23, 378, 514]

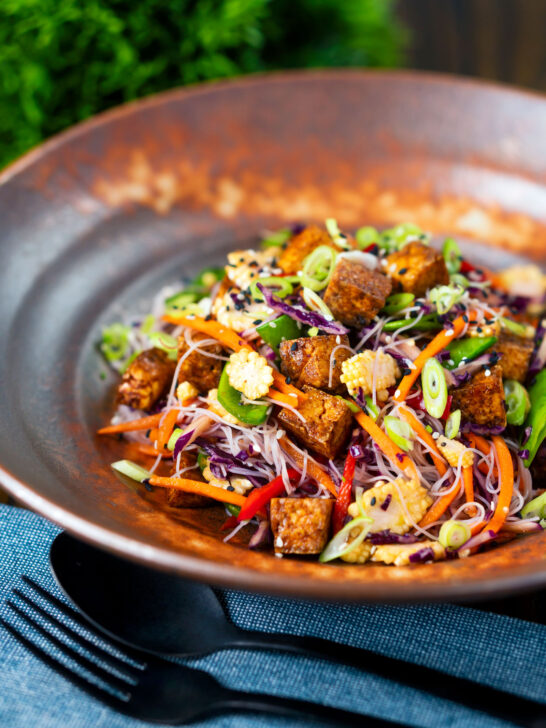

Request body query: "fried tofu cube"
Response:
[277, 225, 336, 275]
[451, 364, 506, 431]
[277, 385, 353, 459]
[167, 452, 213, 508]
[177, 331, 224, 393]
[323, 258, 392, 327]
[270, 497, 333, 554]
[493, 333, 534, 383]
[384, 242, 449, 297]
[279, 334, 352, 394]
[117, 348, 176, 410]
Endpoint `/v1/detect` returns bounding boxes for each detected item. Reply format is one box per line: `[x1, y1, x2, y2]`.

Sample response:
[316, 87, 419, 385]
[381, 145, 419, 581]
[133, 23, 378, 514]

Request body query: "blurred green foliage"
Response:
[0, 0, 406, 167]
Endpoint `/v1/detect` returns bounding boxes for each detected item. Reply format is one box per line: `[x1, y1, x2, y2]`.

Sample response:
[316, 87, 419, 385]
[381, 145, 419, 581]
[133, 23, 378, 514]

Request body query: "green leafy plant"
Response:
[0, 0, 406, 168]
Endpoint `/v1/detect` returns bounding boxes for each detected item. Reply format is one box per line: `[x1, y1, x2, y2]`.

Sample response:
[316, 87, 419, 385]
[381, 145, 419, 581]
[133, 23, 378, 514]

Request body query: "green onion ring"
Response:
[384, 415, 414, 452]
[439, 520, 471, 549]
[442, 238, 463, 275]
[300, 245, 338, 291]
[421, 358, 448, 419]
[250, 276, 294, 301]
[445, 409, 461, 439]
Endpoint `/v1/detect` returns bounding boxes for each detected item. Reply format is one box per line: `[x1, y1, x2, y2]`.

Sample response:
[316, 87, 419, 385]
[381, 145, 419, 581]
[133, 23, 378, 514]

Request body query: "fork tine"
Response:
[13, 589, 144, 678]
[6, 601, 134, 696]
[21, 577, 145, 664]
[1, 618, 124, 710]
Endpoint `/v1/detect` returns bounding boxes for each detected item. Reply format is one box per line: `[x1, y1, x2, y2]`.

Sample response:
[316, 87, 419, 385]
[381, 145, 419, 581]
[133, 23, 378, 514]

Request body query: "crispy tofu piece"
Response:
[177, 331, 224, 393]
[451, 364, 506, 431]
[384, 242, 449, 297]
[279, 334, 352, 394]
[117, 348, 175, 410]
[277, 385, 353, 459]
[277, 225, 336, 275]
[323, 258, 392, 327]
[270, 497, 333, 554]
[493, 333, 534, 383]
[167, 452, 213, 508]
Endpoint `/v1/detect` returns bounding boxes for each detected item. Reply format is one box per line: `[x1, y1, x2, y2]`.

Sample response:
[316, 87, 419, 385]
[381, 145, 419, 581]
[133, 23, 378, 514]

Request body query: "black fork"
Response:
[1, 578, 403, 727]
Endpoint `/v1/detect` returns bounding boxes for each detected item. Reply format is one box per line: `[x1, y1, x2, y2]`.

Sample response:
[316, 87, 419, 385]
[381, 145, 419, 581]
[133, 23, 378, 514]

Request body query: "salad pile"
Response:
[98, 221, 546, 566]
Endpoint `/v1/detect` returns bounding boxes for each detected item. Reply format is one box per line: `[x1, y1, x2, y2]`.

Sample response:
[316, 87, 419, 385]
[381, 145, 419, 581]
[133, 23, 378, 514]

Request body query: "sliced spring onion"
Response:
[443, 238, 462, 275]
[167, 428, 184, 451]
[364, 395, 380, 421]
[384, 415, 414, 452]
[421, 358, 448, 418]
[504, 380, 531, 426]
[337, 396, 361, 414]
[379, 223, 428, 252]
[148, 332, 178, 360]
[120, 350, 140, 373]
[308, 327, 319, 337]
[383, 292, 415, 315]
[101, 323, 131, 362]
[165, 291, 199, 309]
[428, 284, 464, 315]
[225, 503, 241, 517]
[140, 314, 155, 334]
[500, 317, 535, 339]
[250, 276, 294, 301]
[261, 227, 291, 248]
[302, 287, 335, 320]
[319, 515, 373, 563]
[445, 409, 461, 439]
[521, 491, 546, 520]
[325, 218, 350, 249]
[300, 245, 338, 291]
[111, 460, 152, 483]
[439, 520, 471, 549]
[355, 226, 379, 248]
[197, 450, 209, 472]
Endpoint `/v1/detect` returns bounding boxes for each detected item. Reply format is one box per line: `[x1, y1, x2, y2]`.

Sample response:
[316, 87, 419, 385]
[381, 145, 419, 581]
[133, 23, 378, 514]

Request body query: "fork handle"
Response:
[230, 630, 546, 728]
[219, 690, 402, 727]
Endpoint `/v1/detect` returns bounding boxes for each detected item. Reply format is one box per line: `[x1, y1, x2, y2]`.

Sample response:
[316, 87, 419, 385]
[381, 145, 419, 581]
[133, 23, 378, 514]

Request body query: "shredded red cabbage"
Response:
[249, 520, 272, 549]
[368, 531, 419, 545]
[173, 429, 194, 458]
[408, 547, 436, 563]
[257, 283, 348, 335]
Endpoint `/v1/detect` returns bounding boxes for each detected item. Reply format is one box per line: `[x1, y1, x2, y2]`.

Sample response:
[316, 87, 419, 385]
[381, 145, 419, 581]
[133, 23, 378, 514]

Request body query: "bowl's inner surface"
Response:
[1, 72, 546, 601]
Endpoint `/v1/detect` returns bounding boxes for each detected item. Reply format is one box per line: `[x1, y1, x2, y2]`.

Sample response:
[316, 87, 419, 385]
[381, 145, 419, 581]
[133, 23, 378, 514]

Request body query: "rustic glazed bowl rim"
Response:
[1, 69, 545, 602]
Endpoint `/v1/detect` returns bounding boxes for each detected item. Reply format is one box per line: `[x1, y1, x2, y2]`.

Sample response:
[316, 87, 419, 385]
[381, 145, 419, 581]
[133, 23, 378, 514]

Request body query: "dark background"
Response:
[2, 0, 545, 170]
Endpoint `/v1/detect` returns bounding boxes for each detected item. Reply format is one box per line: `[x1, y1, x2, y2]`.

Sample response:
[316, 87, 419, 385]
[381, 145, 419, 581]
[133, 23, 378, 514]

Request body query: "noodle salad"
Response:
[98, 222, 546, 566]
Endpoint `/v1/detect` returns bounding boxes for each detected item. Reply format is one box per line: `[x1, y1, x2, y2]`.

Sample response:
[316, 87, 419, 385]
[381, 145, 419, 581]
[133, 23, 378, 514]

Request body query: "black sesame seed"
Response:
[370, 497, 377, 505]
[205, 314, 212, 321]
[252, 319, 262, 325]
[227, 485, 235, 492]
[462, 315, 469, 322]
[290, 342, 298, 352]
[398, 267, 408, 275]
[285, 376, 292, 384]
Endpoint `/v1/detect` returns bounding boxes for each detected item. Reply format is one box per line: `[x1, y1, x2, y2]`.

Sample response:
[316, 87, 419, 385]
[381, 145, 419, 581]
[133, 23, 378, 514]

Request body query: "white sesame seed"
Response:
[432, 432, 440, 440]
[394, 389, 401, 398]
[446, 329, 455, 337]
[484, 369, 491, 377]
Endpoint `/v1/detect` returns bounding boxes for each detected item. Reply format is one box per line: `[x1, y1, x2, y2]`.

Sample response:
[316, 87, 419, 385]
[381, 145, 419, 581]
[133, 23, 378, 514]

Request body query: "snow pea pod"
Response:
[445, 336, 497, 369]
[217, 365, 269, 426]
[256, 315, 303, 353]
[523, 369, 546, 467]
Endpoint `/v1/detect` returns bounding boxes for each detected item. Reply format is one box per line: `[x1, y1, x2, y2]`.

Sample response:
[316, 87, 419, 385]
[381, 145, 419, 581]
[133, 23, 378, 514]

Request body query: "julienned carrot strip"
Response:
[355, 411, 419, 481]
[156, 408, 180, 452]
[163, 314, 306, 403]
[148, 476, 246, 507]
[138, 445, 172, 458]
[462, 465, 475, 510]
[467, 434, 498, 477]
[394, 315, 467, 403]
[271, 370, 307, 402]
[163, 314, 250, 352]
[148, 428, 159, 442]
[398, 407, 447, 476]
[480, 436, 514, 535]
[419, 476, 462, 527]
[267, 388, 299, 407]
[278, 436, 338, 497]
[97, 413, 163, 435]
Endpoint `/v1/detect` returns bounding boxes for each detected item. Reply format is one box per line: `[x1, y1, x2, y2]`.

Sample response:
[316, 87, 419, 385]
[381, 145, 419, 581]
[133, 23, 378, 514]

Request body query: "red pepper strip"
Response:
[332, 454, 357, 534]
[441, 394, 453, 422]
[220, 515, 239, 532]
[460, 260, 477, 274]
[237, 468, 300, 522]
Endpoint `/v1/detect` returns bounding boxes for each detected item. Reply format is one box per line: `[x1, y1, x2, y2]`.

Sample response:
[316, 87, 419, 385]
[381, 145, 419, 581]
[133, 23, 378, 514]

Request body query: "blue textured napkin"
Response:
[0, 504, 544, 728]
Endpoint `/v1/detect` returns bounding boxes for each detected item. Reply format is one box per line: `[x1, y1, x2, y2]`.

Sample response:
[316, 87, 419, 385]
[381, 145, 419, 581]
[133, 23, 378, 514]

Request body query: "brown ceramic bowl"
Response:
[1, 71, 545, 602]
